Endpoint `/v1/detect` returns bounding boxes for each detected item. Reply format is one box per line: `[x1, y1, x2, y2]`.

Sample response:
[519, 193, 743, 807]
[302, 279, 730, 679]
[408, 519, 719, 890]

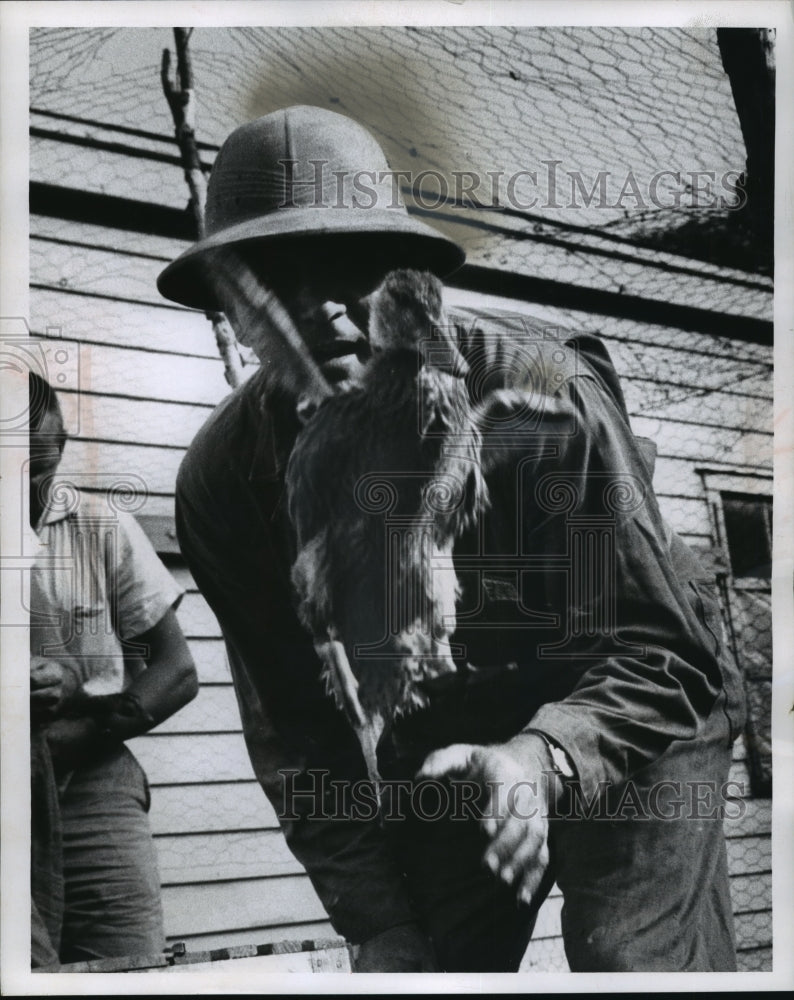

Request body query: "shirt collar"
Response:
[35, 476, 77, 530]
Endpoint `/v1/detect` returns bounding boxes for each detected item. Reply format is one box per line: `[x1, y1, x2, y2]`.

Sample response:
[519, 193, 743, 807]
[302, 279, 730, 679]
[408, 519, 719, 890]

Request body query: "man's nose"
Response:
[319, 301, 368, 343]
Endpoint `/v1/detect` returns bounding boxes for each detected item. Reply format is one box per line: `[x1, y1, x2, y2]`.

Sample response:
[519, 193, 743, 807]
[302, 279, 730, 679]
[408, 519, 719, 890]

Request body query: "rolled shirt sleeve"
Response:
[112, 511, 184, 640]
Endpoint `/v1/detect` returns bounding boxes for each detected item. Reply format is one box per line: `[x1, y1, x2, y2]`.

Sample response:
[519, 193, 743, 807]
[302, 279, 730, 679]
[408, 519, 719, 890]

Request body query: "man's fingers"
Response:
[416, 743, 479, 781]
[484, 813, 545, 880]
[516, 843, 550, 905]
[490, 824, 547, 886]
[481, 773, 538, 836]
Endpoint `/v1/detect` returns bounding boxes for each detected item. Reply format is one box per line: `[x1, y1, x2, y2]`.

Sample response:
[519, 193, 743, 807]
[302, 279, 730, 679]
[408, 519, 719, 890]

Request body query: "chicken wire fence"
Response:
[26, 25, 773, 971]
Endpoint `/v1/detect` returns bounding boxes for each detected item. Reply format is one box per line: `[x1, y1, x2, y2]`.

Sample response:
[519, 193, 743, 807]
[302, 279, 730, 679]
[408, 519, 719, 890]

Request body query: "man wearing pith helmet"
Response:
[159, 106, 744, 972]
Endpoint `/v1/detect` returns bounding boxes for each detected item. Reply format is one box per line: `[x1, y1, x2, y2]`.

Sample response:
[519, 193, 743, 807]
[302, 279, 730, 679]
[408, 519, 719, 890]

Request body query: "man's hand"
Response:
[30, 657, 80, 720]
[354, 923, 438, 972]
[417, 736, 556, 905]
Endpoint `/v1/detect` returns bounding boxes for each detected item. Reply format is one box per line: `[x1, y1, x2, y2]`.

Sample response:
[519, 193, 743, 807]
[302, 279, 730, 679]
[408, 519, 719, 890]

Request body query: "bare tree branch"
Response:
[161, 27, 245, 388]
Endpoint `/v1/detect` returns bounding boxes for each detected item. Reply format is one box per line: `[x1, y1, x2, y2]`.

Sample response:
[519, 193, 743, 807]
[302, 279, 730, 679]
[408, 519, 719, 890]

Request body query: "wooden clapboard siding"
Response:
[31, 338, 229, 404]
[175, 592, 222, 639]
[153, 684, 239, 734]
[30, 211, 189, 262]
[31, 235, 189, 307]
[57, 392, 214, 448]
[652, 456, 767, 500]
[31, 287, 219, 359]
[655, 497, 714, 538]
[150, 782, 279, 835]
[156, 830, 306, 884]
[129, 733, 255, 784]
[161, 876, 330, 938]
[447, 288, 771, 362]
[187, 638, 232, 684]
[632, 416, 772, 467]
[28, 113, 773, 965]
[621, 381, 772, 432]
[442, 226, 771, 322]
[30, 132, 195, 211]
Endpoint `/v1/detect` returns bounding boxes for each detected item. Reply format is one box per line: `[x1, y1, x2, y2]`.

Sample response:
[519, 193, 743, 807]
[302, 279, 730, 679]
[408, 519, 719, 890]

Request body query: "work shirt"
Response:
[175, 309, 745, 943]
[31, 489, 183, 697]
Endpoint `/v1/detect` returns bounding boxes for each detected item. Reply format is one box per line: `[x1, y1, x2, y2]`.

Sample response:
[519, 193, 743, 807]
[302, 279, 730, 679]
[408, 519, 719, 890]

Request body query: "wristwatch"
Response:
[530, 731, 576, 780]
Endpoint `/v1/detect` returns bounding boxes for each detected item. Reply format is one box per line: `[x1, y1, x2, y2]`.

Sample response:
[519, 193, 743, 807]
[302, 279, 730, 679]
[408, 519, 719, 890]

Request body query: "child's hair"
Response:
[29, 371, 67, 448]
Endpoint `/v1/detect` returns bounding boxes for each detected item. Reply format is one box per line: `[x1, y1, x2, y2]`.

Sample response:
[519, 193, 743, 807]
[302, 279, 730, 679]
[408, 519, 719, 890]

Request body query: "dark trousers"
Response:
[31, 741, 165, 968]
[384, 689, 738, 973]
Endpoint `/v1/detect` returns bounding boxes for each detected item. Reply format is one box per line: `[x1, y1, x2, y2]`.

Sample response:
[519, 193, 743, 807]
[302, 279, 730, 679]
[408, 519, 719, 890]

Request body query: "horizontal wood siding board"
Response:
[652, 457, 768, 500]
[137, 514, 182, 554]
[186, 639, 232, 684]
[630, 417, 772, 467]
[131, 493, 187, 519]
[435, 219, 772, 321]
[31, 338, 229, 404]
[654, 496, 712, 537]
[520, 935, 568, 972]
[729, 873, 772, 917]
[57, 392, 214, 449]
[445, 290, 772, 364]
[154, 684, 241, 735]
[168, 564, 196, 589]
[722, 799, 771, 839]
[448, 263, 772, 344]
[733, 910, 772, 951]
[31, 232, 183, 307]
[726, 836, 771, 877]
[56, 440, 184, 499]
[622, 380, 772, 429]
[160, 875, 329, 936]
[727, 759, 753, 797]
[30, 178, 193, 238]
[736, 946, 772, 972]
[176, 593, 222, 639]
[31, 287, 220, 359]
[156, 829, 304, 884]
[594, 339, 770, 400]
[31, 211, 191, 262]
[129, 733, 257, 784]
[149, 782, 277, 835]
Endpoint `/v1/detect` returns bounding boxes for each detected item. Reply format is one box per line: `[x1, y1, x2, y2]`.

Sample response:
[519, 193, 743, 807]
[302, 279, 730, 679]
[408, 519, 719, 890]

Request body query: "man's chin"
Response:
[320, 355, 367, 388]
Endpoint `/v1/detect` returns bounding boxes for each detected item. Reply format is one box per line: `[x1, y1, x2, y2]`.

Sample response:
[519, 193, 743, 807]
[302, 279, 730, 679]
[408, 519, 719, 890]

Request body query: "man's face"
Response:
[29, 408, 64, 524]
[224, 244, 400, 388]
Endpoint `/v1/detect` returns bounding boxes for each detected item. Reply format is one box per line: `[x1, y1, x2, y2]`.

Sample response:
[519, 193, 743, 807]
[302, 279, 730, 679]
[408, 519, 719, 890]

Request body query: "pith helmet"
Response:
[157, 105, 465, 310]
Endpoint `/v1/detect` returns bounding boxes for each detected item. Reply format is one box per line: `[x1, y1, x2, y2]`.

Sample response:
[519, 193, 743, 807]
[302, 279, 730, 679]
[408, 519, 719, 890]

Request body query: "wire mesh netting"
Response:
[26, 25, 773, 970]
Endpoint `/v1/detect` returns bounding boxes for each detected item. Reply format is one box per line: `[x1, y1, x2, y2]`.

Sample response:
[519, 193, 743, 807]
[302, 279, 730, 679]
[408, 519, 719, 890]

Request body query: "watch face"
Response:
[549, 745, 575, 780]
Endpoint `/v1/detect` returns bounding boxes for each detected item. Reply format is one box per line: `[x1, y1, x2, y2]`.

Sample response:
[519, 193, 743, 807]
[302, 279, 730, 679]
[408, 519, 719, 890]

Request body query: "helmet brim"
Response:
[157, 207, 466, 311]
